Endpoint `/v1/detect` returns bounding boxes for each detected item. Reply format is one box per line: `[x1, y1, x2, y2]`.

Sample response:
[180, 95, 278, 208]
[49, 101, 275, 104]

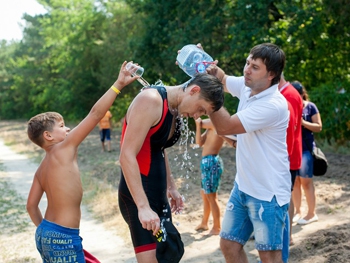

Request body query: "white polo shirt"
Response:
[226, 76, 291, 206]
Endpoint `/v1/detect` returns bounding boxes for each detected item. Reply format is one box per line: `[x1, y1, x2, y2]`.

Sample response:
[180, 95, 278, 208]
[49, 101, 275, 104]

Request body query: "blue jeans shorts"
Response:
[220, 182, 289, 251]
[36, 219, 85, 263]
[297, 151, 313, 178]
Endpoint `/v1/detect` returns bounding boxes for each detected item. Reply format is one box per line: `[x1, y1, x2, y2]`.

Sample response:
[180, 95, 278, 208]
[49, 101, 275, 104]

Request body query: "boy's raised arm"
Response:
[65, 61, 138, 148]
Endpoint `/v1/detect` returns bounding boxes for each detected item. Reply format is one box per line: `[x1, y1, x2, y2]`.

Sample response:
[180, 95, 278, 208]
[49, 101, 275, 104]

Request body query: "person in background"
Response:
[26, 61, 136, 263]
[205, 43, 290, 263]
[291, 81, 322, 225]
[118, 73, 224, 263]
[278, 73, 303, 262]
[98, 109, 112, 152]
[194, 117, 225, 235]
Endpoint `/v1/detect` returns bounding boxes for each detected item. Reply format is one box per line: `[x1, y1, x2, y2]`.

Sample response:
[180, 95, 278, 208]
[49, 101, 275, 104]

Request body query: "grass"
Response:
[0, 180, 31, 234]
[0, 162, 31, 235]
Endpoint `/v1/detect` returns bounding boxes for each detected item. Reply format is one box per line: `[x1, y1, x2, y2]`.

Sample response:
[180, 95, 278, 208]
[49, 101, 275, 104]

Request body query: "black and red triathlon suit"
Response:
[118, 85, 182, 254]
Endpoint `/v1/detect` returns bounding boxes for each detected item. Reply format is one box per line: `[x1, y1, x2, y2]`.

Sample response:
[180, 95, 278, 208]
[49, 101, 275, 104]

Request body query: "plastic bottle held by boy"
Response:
[176, 44, 214, 77]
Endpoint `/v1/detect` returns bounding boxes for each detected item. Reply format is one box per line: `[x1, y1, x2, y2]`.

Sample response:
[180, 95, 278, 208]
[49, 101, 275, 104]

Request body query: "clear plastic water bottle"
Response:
[176, 44, 214, 77]
[125, 62, 150, 88]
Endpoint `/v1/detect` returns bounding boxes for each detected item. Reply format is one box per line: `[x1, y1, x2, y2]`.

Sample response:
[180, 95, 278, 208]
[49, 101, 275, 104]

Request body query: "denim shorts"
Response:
[297, 151, 313, 178]
[36, 219, 85, 263]
[220, 182, 289, 251]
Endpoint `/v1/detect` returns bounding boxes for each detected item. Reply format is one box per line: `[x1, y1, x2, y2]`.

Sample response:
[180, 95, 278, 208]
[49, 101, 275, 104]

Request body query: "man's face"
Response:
[243, 55, 274, 91]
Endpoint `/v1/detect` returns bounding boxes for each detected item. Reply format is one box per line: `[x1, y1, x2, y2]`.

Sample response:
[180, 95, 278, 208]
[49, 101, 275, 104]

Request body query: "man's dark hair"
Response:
[250, 43, 285, 85]
[186, 74, 224, 112]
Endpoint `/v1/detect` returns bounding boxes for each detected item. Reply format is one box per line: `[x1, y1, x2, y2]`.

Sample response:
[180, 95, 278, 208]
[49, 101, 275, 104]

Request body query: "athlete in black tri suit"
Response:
[118, 74, 224, 262]
[118, 85, 182, 252]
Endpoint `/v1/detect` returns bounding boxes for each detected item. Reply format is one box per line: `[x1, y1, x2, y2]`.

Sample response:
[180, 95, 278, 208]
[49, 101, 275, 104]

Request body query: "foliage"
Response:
[0, 0, 349, 144]
[309, 81, 350, 144]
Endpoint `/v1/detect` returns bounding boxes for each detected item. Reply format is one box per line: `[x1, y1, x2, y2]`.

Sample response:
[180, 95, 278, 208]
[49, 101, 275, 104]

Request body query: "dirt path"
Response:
[0, 139, 135, 263]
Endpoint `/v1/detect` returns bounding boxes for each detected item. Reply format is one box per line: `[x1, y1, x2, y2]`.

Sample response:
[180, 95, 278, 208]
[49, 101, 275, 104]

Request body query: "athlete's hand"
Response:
[168, 189, 184, 214]
[138, 206, 160, 236]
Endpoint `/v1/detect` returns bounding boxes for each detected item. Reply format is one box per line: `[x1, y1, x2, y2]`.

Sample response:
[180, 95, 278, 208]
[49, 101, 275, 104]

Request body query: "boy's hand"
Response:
[112, 61, 139, 90]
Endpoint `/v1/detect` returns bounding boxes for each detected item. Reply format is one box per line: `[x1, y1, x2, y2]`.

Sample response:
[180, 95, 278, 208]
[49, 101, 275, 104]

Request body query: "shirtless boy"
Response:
[194, 117, 225, 235]
[26, 61, 137, 263]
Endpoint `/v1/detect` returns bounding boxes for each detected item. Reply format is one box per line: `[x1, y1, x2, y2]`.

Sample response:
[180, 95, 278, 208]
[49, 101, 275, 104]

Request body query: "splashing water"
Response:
[171, 117, 201, 213]
[177, 118, 196, 178]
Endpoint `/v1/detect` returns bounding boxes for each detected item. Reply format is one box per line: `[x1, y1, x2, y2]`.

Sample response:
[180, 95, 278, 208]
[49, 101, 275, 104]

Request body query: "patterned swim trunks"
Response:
[35, 219, 85, 263]
[200, 155, 224, 194]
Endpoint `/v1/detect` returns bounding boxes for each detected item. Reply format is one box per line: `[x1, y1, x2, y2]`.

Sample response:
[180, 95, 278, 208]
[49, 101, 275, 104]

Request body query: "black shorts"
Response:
[118, 192, 171, 253]
[290, 169, 298, 191]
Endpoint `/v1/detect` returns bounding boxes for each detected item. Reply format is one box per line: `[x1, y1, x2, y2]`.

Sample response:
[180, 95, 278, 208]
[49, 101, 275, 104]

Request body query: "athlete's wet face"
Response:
[177, 93, 215, 119]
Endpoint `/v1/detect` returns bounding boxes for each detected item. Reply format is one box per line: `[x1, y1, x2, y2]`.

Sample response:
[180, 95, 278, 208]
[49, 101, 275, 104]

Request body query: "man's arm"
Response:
[221, 135, 237, 148]
[26, 175, 44, 226]
[209, 107, 246, 135]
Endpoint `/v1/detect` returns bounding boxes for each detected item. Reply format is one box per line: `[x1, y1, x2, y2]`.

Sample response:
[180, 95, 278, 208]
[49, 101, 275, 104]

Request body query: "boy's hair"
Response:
[250, 43, 286, 86]
[187, 74, 224, 112]
[27, 112, 63, 147]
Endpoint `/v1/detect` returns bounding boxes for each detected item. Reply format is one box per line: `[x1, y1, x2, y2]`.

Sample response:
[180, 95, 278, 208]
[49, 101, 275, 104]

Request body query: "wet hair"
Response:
[185, 74, 224, 112]
[291, 81, 309, 101]
[27, 112, 63, 147]
[250, 43, 285, 85]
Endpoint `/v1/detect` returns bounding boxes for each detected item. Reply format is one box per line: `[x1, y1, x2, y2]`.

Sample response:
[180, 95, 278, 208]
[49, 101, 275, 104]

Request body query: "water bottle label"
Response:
[196, 63, 206, 73]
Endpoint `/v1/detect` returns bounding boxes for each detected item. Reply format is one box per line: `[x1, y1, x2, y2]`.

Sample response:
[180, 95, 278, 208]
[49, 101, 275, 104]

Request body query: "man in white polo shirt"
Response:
[207, 43, 290, 263]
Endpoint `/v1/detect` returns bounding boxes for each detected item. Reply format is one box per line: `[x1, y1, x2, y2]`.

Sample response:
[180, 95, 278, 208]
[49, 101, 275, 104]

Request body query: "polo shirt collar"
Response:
[246, 84, 279, 100]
